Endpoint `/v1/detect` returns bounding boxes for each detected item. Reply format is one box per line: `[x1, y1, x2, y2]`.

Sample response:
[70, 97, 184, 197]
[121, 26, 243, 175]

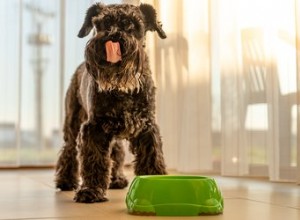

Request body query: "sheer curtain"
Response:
[0, 0, 64, 166]
[150, 0, 300, 182]
[297, 0, 300, 183]
[1, 0, 299, 182]
[0, 0, 114, 167]
[157, 0, 212, 173]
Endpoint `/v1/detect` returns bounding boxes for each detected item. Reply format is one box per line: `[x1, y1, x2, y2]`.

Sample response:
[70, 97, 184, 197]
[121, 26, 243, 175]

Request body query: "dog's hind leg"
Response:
[55, 75, 83, 191]
[131, 123, 167, 175]
[109, 139, 129, 189]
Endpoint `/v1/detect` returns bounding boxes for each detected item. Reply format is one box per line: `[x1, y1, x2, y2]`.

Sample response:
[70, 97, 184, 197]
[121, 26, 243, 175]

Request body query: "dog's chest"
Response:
[95, 91, 149, 137]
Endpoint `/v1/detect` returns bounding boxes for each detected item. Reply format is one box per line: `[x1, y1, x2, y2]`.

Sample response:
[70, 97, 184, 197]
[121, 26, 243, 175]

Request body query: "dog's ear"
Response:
[78, 3, 104, 38]
[139, 4, 166, 39]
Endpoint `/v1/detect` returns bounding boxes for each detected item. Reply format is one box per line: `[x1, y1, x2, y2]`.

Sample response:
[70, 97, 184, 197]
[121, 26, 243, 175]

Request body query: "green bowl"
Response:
[126, 175, 224, 216]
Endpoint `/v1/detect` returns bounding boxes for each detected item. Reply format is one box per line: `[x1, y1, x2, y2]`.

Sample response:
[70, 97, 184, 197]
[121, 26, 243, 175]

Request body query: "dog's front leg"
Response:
[131, 123, 167, 175]
[74, 121, 112, 203]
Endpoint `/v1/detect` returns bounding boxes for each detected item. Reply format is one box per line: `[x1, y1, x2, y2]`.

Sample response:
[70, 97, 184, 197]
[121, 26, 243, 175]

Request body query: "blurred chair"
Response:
[241, 28, 295, 173]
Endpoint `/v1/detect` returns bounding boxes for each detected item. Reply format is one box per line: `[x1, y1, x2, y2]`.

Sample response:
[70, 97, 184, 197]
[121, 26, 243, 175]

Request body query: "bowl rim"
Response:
[135, 175, 213, 181]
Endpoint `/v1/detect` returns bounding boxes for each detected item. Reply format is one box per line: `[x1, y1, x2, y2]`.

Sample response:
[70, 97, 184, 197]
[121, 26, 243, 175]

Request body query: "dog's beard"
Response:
[85, 34, 144, 93]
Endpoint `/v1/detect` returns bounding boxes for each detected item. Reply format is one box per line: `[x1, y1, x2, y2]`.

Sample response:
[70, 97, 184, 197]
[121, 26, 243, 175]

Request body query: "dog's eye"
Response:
[121, 19, 130, 27]
[119, 19, 135, 32]
[104, 20, 112, 28]
[102, 16, 113, 29]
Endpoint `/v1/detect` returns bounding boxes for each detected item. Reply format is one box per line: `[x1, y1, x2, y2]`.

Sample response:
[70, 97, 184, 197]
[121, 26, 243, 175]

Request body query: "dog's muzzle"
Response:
[85, 32, 143, 93]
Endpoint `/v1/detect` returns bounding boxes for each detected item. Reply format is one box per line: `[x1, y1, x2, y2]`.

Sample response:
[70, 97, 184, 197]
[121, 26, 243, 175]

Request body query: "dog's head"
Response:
[78, 3, 166, 92]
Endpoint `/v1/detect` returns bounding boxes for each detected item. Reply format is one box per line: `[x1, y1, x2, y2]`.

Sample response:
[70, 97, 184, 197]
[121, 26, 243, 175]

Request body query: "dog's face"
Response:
[78, 3, 166, 92]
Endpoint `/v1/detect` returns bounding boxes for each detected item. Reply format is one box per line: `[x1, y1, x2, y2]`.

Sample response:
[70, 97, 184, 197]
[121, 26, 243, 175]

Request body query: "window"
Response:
[0, 0, 122, 166]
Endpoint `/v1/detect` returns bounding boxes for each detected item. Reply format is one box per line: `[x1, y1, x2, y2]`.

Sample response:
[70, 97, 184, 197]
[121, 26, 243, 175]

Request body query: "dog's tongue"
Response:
[105, 40, 122, 63]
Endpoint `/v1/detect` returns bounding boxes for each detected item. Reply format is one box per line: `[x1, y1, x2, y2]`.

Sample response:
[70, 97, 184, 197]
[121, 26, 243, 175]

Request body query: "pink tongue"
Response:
[105, 41, 122, 63]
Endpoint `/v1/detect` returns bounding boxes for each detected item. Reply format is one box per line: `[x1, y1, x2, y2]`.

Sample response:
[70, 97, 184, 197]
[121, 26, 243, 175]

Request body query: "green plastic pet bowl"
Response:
[126, 175, 224, 216]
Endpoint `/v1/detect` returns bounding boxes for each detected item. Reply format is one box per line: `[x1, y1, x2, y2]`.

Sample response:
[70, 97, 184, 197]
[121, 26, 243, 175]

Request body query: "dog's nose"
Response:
[110, 33, 121, 42]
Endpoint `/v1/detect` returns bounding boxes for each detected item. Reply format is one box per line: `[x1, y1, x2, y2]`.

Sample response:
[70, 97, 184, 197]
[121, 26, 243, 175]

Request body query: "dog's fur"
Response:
[55, 3, 167, 203]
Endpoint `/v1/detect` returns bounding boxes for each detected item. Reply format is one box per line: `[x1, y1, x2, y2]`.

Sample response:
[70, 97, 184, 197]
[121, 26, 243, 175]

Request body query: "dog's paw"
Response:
[56, 181, 78, 191]
[109, 176, 129, 189]
[74, 188, 108, 203]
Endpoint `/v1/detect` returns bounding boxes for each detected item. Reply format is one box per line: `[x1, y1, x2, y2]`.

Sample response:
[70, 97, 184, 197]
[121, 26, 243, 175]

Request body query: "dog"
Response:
[55, 3, 167, 203]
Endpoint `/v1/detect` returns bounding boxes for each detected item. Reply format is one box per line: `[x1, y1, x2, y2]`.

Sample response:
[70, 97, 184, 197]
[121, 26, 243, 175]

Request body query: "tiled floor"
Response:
[0, 168, 299, 220]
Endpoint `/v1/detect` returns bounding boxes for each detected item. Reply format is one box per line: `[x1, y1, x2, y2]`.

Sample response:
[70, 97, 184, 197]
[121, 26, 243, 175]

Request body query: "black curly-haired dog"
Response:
[55, 3, 167, 203]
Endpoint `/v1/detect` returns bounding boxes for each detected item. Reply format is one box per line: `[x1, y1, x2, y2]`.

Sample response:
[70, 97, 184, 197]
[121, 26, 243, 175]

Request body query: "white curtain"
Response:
[148, 0, 213, 173]
[1, 0, 299, 183]
[297, 0, 300, 183]
[147, 0, 217, 173]
[0, 0, 110, 166]
[151, 0, 300, 182]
